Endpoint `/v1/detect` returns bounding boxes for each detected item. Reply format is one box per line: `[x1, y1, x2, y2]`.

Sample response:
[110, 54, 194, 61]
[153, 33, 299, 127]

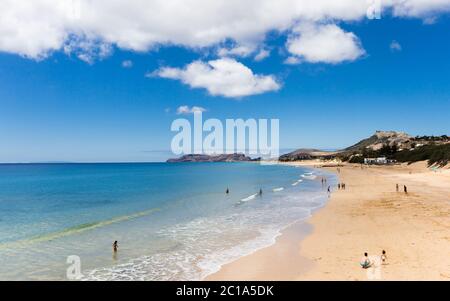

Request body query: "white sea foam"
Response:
[272, 187, 284, 192]
[66, 168, 336, 281]
[80, 193, 327, 281]
[239, 193, 258, 202]
[0, 163, 337, 281]
[301, 174, 317, 180]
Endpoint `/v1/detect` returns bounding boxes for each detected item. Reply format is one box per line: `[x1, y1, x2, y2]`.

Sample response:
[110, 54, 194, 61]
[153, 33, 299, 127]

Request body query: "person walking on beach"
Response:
[113, 241, 118, 253]
[396, 183, 399, 192]
[338, 183, 341, 190]
[381, 250, 387, 265]
[404, 185, 408, 194]
[327, 186, 331, 193]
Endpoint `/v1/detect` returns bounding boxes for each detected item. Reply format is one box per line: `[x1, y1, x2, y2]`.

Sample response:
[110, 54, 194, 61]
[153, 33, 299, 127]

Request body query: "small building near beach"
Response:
[364, 157, 389, 165]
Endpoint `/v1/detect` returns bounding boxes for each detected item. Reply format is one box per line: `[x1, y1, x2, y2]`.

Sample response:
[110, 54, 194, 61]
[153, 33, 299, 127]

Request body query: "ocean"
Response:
[0, 162, 337, 280]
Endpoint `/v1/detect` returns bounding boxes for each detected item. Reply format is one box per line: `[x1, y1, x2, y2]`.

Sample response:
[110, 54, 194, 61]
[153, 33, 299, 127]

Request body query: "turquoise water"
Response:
[0, 162, 337, 280]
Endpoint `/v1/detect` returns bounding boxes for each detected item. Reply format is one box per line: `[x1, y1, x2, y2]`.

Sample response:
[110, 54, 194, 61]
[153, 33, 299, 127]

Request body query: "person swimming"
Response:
[113, 241, 118, 252]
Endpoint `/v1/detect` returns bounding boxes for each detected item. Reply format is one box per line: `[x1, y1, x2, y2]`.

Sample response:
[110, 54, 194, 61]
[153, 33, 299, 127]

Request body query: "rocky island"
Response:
[167, 153, 258, 163]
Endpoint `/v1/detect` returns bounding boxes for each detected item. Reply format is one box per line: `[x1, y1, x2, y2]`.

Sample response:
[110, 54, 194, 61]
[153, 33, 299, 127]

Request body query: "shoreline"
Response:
[205, 161, 336, 281]
[204, 164, 334, 281]
[206, 161, 450, 280]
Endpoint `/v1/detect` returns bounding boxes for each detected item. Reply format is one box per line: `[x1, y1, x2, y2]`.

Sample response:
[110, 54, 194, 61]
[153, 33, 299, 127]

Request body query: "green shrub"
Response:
[394, 144, 450, 166]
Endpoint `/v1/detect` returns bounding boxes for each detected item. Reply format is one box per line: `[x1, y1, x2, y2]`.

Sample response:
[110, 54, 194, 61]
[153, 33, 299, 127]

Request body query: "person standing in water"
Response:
[226, 188, 229, 194]
[259, 188, 263, 196]
[113, 241, 118, 253]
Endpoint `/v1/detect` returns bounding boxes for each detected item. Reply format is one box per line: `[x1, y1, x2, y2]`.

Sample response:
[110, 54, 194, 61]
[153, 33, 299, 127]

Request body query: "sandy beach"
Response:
[207, 161, 450, 281]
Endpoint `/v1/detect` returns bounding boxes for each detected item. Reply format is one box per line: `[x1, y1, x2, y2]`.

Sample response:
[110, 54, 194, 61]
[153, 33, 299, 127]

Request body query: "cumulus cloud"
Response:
[154, 58, 281, 98]
[176, 105, 207, 115]
[286, 23, 365, 64]
[390, 40, 402, 51]
[1, 0, 449, 60]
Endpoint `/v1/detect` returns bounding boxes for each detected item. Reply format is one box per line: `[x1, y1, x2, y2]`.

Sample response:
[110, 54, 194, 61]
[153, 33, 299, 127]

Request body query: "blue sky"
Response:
[1, 3, 450, 162]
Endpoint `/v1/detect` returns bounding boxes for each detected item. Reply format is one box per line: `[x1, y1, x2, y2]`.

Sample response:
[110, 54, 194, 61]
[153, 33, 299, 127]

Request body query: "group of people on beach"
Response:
[337, 183, 346, 190]
[396, 183, 408, 194]
[360, 250, 387, 269]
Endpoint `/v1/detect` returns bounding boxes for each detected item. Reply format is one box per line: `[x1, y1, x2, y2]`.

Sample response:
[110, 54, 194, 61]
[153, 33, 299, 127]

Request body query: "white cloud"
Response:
[176, 105, 207, 115]
[1, 1, 449, 60]
[390, 0, 450, 17]
[63, 35, 112, 64]
[121, 60, 133, 68]
[390, 40, 402, 51]
[284, 56, 301, 65]
[254, 49, 270, 61]
[154, 58, 281, 98]
[217, 45, 255, 58]
[286, 23, 365, 64]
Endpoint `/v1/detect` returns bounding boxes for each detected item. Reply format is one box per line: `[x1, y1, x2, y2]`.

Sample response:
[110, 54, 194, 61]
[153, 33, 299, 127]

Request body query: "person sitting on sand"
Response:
[381, 250, 387, 264]
[113, 241, 118, 252]
[360, 252, 372, 269]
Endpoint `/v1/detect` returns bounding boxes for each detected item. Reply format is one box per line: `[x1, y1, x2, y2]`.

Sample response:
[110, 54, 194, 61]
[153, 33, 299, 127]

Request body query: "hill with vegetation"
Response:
[280, 131, 449, 167]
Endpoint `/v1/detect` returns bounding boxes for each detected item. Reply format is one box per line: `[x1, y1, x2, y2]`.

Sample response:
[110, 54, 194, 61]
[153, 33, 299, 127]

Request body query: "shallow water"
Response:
[0, 162, 337, 280]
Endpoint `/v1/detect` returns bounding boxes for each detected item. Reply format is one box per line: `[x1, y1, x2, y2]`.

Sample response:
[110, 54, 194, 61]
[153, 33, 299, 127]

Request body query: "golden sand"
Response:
[207, 161, 450, 280]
